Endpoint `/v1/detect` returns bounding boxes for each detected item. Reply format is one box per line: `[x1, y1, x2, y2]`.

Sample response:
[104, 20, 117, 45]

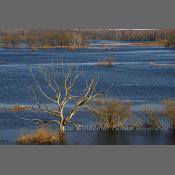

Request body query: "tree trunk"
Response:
[59, 124, 65, 144]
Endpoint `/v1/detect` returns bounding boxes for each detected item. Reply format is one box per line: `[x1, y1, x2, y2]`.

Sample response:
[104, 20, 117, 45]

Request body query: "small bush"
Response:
[17, 128, 59, 145]
[162, 99, 175, 128]
[90, 99, 132, 129]
[143, 108, 161, 129]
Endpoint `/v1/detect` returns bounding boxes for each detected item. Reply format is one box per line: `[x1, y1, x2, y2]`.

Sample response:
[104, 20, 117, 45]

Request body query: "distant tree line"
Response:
[0, 29, 175, 48]
[0, 34, 21, 47]
[82, 29, 175, 42]
[25, 31, 85, 48]
[0, 30, 85, 48]
[82, 29, 175, 48]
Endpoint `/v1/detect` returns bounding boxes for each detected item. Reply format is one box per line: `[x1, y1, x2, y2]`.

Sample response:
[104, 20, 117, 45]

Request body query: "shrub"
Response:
[90, 99, 132, 129]
[143, 108, 161, 129]
[17, 128, 59, 145]
[162, 99, 175, 128]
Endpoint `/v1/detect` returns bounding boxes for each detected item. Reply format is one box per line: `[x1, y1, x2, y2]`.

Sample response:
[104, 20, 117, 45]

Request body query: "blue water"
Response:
[0, 40, 175, 144]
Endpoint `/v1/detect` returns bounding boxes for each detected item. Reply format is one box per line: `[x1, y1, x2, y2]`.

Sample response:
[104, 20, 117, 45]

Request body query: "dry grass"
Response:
[30, 45, 86, 49]
[143, 108, 161, 129]
[91, 99, 132, 129]
[17, 128, 59, 145]
[10, 105, 31, 112]
[131, 40, 169, 47]
[162, 99, 175, 128]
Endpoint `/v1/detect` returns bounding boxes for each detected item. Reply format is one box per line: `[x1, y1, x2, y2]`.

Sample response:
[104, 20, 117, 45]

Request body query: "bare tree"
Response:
[29, 63, 103, 141]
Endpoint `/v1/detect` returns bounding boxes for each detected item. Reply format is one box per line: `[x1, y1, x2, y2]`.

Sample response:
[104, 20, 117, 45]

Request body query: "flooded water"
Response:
[0, 40, 175, 144]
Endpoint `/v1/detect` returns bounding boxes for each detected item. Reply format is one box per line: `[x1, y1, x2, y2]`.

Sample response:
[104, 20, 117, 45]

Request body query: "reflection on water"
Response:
[1, 129, 175, 145]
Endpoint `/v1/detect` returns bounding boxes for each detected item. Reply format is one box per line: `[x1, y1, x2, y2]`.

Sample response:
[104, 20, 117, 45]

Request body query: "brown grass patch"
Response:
[29, 45, 86, 49]
[131, 40, 169, 47]
[10, 105, 31, 112]
[17, 128, 59, 145]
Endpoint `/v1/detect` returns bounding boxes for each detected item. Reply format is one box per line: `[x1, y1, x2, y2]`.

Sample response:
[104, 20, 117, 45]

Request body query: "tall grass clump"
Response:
[17, 128, 59, 145]
[143, 108, 161, 129]
[162, 99, 175, 128]
[90, 99, 132, 129]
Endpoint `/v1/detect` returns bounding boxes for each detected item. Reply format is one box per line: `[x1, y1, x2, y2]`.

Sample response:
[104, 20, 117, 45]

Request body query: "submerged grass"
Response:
[17, 128, 59, 145]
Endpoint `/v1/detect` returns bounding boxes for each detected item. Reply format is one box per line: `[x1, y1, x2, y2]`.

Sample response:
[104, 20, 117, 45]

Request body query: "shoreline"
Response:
[129, 40, 169, 47]
[0, 45, 89, 49]
[0, 41, 170, 49]
[0, 127, 174, 145]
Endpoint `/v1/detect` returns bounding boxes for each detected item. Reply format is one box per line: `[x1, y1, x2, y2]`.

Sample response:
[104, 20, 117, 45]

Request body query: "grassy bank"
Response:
[130, 40, 169, 47]
[0, 44, 88, 49]
[0, 40, 172, 49]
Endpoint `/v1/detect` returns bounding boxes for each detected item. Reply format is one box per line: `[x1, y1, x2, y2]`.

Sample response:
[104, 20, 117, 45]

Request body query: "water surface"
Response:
[0, 40, 175, 144]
